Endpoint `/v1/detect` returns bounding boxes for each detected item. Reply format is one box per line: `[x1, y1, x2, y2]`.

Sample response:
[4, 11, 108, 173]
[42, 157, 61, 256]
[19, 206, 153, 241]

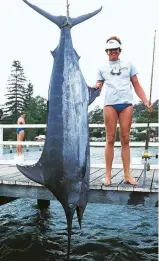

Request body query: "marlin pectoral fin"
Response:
[88, 86, 100, 105]
[16, 162, 44, 185]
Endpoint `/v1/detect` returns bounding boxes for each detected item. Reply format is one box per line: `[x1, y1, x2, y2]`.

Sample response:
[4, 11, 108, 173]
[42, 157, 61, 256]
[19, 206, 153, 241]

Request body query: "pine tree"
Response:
[4, 60, 27, 122]
[24, 81, 34, 110]
[0, 108, 3, 120]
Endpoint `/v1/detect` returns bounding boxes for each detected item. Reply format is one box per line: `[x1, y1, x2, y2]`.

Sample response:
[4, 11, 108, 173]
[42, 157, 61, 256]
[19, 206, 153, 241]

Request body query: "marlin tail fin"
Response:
[23, 0, 102, 29]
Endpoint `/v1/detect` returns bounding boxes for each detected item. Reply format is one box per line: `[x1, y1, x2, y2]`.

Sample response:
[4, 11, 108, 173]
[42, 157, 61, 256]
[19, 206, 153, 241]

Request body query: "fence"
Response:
[0, 123, 158, 157]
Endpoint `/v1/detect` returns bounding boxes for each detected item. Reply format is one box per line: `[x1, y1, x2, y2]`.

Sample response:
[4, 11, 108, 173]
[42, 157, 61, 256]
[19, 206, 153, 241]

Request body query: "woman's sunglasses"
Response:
[108, 48, 120, 52]
[110, 69, 121, 75]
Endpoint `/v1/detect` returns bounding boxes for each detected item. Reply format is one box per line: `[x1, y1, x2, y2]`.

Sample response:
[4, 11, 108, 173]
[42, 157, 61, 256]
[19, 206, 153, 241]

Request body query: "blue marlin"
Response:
[17, 0, 101, 259]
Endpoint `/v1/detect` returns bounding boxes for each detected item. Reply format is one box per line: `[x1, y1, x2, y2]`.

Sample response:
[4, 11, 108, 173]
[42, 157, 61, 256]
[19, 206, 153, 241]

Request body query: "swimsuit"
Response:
[16, 128, 24, 134]
[107, 103, 132, 114]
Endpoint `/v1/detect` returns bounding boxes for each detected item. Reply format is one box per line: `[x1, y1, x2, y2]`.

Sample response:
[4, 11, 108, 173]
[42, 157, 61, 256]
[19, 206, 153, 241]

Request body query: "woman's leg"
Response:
[16, 134, 20, 155]
[103, 106, 118, 185]
[18, 130, 24, 156]
[118, 106, 138, 185]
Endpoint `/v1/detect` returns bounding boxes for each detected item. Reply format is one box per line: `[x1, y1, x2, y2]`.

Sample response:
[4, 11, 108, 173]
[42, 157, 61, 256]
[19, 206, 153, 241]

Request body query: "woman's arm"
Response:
[131, 75, 152, 112]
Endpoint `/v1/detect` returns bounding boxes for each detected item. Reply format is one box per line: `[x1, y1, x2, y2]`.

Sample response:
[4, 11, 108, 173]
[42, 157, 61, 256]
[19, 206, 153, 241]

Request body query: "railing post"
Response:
[0, 127, 3, 159]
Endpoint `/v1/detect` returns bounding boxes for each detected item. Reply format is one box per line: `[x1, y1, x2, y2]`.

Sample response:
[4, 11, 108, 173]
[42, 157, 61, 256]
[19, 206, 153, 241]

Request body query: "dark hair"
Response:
[21, 112, 27, 117]
[105, 36, 122, 52]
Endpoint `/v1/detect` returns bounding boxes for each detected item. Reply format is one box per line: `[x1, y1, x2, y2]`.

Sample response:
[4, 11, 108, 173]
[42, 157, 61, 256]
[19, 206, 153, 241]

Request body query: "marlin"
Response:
[17, 0, 102, 259]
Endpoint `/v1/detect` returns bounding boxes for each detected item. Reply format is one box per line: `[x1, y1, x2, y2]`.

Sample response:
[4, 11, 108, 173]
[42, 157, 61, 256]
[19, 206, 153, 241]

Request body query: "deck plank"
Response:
[90, 168, 101, 174]
[117, 169, 142, 192]
[101, 169, 125, 191]
[0, 165, 158, 206]
[1, 173, 24, 181]
[15, 175, 32, 182]
[90, 168, 123, 190]
[90, 168, 106, 183]
[0, 169, 19, 178]
[135, 169, 154, 192]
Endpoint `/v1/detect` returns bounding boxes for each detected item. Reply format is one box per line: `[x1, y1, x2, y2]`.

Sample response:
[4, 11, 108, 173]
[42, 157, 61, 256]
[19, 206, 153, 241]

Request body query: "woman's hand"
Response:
[145, 101, 153, 112]
[93, 81, 103, 90]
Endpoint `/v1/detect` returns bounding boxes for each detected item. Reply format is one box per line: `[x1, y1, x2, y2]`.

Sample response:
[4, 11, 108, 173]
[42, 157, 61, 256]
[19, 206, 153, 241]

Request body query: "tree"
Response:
[134, 99, 158, 122]
[88, 100, 158, 140]
[0, 109, 3, 120]
[24, 96, 48, 141]
[24, 81, 34, 111]
[88, 105, 103, 123]
[88, 106, 104, 139]
[4, 60, 27, 122]
[136, 109, 158, 123]
[1, 60, 48, 141]
[133, 101, 145, 117]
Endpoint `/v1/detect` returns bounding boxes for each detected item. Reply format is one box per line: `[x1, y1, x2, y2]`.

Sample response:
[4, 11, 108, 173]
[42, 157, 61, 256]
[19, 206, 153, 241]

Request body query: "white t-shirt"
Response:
[96, 60, 137, 106]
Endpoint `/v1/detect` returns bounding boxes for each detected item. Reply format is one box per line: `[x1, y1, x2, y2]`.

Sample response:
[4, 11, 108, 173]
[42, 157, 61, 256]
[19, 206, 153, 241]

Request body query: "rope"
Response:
[61, 0, 70, 27]
[66, 0, 70, 22]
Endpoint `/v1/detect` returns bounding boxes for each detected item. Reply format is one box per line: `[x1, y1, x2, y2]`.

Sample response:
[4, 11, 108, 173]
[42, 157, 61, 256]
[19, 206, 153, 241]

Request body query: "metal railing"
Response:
[0, 123, 158, 157]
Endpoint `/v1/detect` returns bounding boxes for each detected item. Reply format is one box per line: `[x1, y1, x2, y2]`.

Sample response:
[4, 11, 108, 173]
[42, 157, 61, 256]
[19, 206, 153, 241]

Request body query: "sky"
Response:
[0, 0, 159, 111]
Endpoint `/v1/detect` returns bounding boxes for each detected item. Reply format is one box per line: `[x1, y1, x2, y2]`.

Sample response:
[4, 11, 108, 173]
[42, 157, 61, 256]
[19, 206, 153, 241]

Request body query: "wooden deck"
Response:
[0, 164, 158, 207]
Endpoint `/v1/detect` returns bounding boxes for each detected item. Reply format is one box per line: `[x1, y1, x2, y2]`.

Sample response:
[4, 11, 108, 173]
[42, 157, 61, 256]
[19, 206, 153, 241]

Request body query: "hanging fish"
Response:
[17, 0, 102, 259]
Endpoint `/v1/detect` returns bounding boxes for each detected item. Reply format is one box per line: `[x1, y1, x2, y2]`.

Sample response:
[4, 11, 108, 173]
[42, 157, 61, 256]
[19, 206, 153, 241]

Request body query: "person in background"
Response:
[16, 113, 27, 156]
[93, 36, 152, 185]
[0, 109, 3, 120]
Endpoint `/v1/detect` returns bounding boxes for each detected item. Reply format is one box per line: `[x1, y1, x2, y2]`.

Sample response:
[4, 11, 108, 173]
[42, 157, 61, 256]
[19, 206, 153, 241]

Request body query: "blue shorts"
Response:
[108, 104, 132, 113]
[16, 128, 24, 134]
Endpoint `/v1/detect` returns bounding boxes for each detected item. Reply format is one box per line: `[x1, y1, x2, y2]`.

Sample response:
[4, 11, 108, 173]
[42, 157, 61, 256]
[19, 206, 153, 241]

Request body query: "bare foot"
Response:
[102, 177, 111, 186]
[124, 176, 138, 185]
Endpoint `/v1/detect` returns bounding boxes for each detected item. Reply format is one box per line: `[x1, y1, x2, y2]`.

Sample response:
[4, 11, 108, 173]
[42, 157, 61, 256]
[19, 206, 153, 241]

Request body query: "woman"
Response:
[94, 36, 152, 185]
[16, 113, 27, 156]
